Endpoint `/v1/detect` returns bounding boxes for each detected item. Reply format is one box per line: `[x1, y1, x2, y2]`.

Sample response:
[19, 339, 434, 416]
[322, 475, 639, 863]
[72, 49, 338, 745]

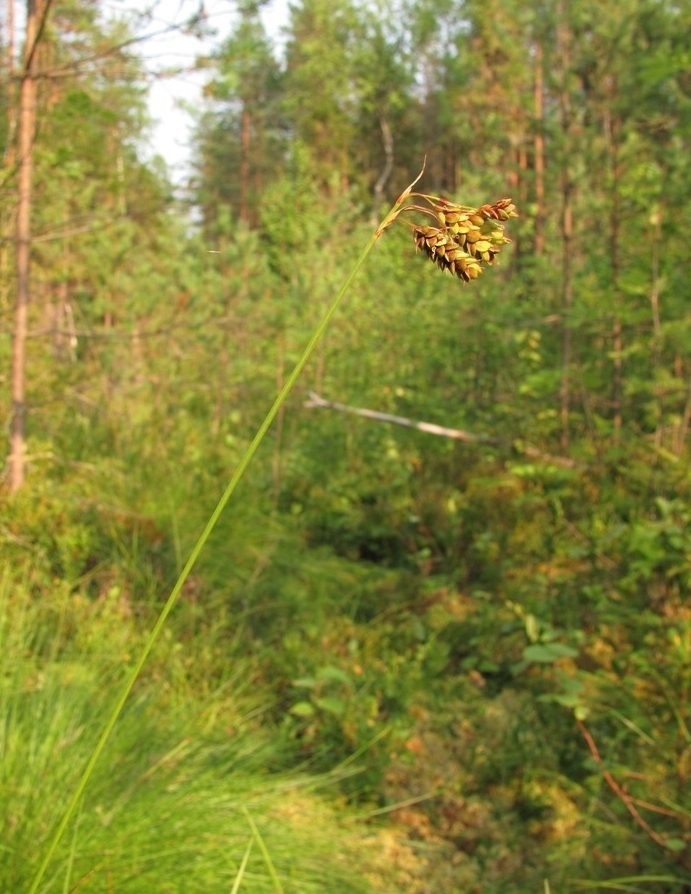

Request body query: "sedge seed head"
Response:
[406, 194, 518, 284]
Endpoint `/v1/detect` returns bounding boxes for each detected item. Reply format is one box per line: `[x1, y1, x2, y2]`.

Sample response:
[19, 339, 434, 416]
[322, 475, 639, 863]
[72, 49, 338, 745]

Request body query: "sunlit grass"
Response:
[22, 184, 424, 894]
[0, 569, 400, 893]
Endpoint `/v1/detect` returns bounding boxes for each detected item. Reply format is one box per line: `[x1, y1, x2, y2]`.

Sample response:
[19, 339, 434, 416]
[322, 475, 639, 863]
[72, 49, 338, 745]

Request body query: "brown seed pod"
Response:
[409, 195, 518, 284]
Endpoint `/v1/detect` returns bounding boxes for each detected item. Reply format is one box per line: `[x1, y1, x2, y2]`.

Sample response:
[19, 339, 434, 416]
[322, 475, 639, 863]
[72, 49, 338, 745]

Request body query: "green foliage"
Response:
[0, 567, 416, 893]
[3, 0, 691, 889]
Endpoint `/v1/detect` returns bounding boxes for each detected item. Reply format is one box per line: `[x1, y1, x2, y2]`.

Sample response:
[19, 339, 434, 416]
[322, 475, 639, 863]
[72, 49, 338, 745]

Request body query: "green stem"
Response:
[28, 198, 403, 894]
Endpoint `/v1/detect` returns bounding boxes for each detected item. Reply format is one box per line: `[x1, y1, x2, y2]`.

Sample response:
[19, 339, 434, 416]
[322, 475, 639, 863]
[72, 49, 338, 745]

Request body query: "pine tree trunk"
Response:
[557, 2, 573, 453]
[605, 100, 623, 438]
[239, 106, 251, 225]
[9, 0, 40, 492]
[533, 40, 545, 256]
[0, 0, 16, 313]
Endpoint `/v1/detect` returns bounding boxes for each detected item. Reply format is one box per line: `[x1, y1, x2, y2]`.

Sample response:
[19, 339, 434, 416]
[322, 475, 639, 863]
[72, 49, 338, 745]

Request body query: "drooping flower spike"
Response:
[402, 194, 518, 283]
[377, 166, 518, 284]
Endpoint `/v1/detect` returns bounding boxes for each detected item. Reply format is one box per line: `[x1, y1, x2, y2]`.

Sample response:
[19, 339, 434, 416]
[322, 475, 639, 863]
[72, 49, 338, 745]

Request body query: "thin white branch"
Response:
[304, 390, 579, 469]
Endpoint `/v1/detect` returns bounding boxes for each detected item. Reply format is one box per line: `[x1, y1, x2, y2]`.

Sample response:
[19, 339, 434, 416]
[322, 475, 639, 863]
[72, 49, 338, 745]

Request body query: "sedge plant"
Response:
[27, 166, 518, 893]
[0, 572, 385, 893]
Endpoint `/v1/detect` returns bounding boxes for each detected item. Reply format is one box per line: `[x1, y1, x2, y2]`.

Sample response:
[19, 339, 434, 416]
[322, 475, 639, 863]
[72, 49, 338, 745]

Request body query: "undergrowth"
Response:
[0, 565, 426, 893]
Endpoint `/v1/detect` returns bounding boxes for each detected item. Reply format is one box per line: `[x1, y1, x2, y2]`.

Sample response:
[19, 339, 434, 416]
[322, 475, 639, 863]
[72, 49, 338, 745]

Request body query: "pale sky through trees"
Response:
[122, 0, 288, 180]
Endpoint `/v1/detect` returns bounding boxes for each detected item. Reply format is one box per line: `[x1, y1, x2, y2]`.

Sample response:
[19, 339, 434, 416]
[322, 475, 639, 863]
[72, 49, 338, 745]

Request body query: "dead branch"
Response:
[304, 390, 500, 444]
[304, 390, 578, 468]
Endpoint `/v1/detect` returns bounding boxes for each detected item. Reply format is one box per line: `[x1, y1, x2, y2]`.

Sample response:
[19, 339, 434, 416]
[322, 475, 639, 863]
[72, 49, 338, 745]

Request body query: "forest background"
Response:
[1, 0, 691, 890]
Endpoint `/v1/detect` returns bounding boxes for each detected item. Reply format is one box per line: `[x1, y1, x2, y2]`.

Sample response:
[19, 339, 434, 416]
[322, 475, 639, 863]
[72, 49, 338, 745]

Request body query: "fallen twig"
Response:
[304, 390, 499, 443]
[304, 390, 578, 468]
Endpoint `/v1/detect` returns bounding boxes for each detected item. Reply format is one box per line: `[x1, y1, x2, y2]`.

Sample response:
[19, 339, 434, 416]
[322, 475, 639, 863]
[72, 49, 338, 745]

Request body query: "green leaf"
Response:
[289, 701, 316, 717]
[316, 666, 352, 686]
[314, 697, 347, 716]
[544, 643, 579, 658]
[525, 613, 540, 643]
[664, 838, 686, 853]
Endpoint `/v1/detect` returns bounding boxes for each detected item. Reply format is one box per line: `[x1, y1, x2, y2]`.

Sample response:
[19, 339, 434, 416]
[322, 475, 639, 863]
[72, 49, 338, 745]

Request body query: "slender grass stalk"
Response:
[229, 839, 253, 894]
[66, 868, 96, 894]
[242, 807, 284, 894]
[27, 191, 413, 894]
[573, 878, 687, 891]
[62, 807, 79, 894]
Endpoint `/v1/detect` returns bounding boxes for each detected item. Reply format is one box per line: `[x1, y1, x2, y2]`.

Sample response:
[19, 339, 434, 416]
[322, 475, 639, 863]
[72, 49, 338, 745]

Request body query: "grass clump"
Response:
[0, 566, 422, 892]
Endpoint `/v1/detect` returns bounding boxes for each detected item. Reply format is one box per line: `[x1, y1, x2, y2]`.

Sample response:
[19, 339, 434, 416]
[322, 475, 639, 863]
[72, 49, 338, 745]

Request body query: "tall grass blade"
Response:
[28, 196, 408, 894]
[229, 839, 253, 894]
[242, 807, 284, 894]
[62, 801, 81, 894]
